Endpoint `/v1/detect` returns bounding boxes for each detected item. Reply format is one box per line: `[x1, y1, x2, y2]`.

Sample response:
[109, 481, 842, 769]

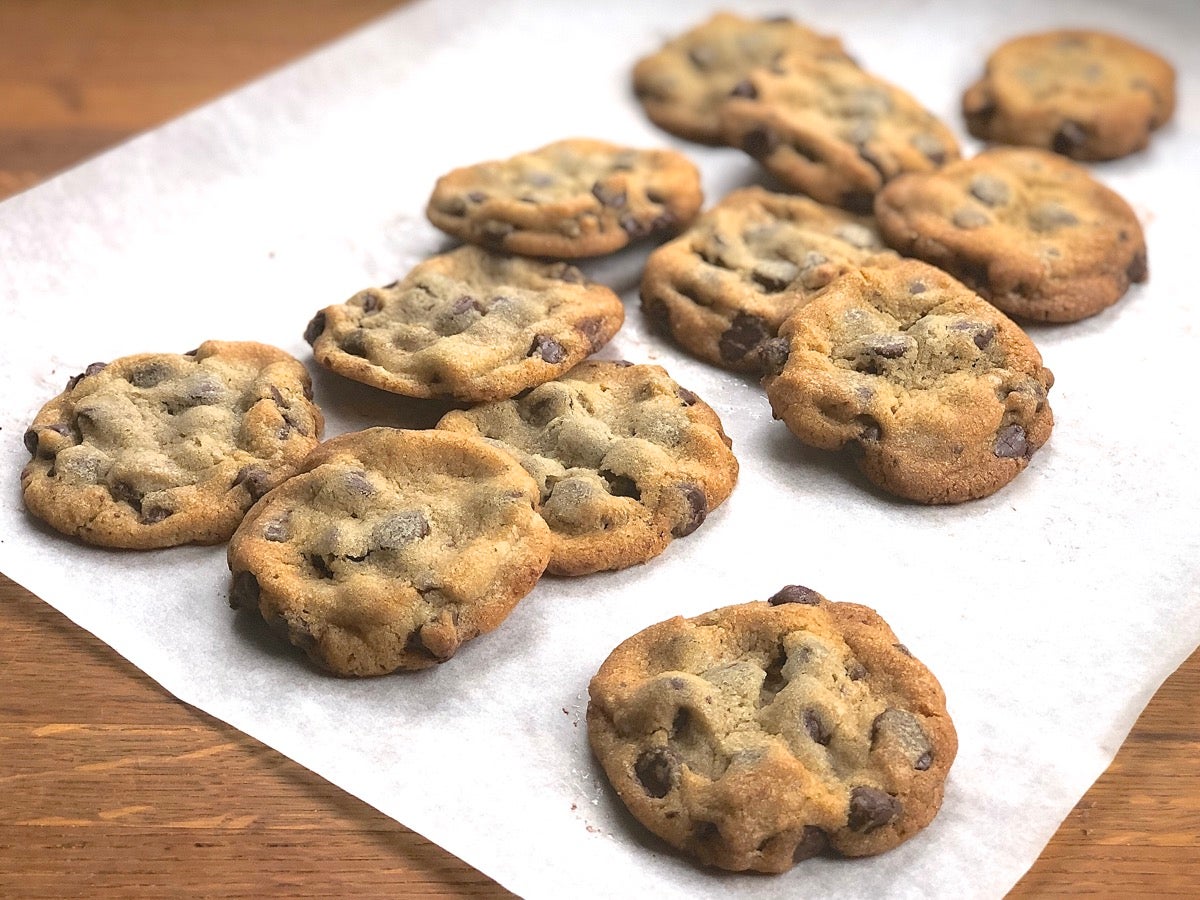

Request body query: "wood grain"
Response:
[1, 2, 1196, 896]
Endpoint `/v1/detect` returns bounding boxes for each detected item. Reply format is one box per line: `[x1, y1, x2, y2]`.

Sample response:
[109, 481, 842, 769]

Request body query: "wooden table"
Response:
[1, 2, 1196, 895]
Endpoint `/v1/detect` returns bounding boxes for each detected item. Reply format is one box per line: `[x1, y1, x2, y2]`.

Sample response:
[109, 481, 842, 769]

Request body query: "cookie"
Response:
[640, 186, 896, 373]
[631, 12, 849, 145]
[719, 53, 960, 212]
[761, 260, 1054, 504]
[587, 586, 957, 873]
[963, 30, 1176, 161]
[227, 427, 551, 676]
[21, 341, 323, 549]
[436, 361, 738, 576]
[304, 244, 624, 402]
[425, 138, 703, 258]
[873, 146, 1148, 323]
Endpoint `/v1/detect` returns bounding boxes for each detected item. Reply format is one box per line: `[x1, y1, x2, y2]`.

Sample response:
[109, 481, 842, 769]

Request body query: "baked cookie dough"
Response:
[640, 186, 895, 373]
[227, 427, 551, 676]
[962, 29, 1176, 161]
[762, 260, 1054, 504]
[632, 11, 849, 144]
[304, 244, 624, 402]
[719, 53, 960, 211]
[21, 340, 323, 548]
[425, 138, 703, 258]
[873, 147, 1148, 322]
[587, 586, 957, 872]
[436, 361, 737, 576]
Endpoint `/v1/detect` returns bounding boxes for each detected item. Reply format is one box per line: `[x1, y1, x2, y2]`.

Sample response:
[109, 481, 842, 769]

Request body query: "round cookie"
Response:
[719, 53, 960, 212]
[227, 427, 551, 676]
[304, 244, 624, 403]
[21, 340, 323, 549]
[873, 146, 1148, 323]
[631, 12, 850, 145]
[761, 260, 1054, 504]
[640, 186, 896, 373]
[587, 586, 958, 873]
[962, 30, 1176, 161]
[436, 361, 738, 576]
[425, 138, 703, 258]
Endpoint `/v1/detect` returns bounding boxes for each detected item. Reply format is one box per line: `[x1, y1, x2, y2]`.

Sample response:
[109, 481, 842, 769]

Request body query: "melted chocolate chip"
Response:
[262, 514, 291, 542]
[641, 295, 671, 331]
[128, 363, 170, 389]
[676, 387, 698, 407]
[768, 585, 821, 606]
[718, 312, 770, 364]
[755, 337, 790, 378]
[993, 423, 1028, 459]
[307, 553, 335, 579]
[847, 786, 901, 832]
[229, 570, 261, 610]
[591, 181, 627, 209]
[576, 317, 606, 352]
[672, 483, 707, 537]
[23, 429, 38, 456]
[140, 505, 173, 525]
[374, 510, 431, 551]
[803, 709, 832, 745]
[1052, 120, 1088, 156]
[110, 481, 143, 512]
[792, 826, 829, 863]
[729, 79, 757, 99]
[528, 334, 566, 364]
[340, 329, 369, 358]
[67, 362, 108, 390]
[742, 126, 780, 159]
[634, 748, 678, 798]
[303, 312, 326, 346]
[1126, 251, 1148, 283]
[234, 466, 272, 500]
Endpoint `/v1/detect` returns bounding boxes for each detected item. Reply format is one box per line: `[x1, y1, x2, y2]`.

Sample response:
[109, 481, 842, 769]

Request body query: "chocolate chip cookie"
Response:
[436, 361, 737, 576]
[304, 244, 624, 402]
[632, 12, 850, 145]
[762, 260, 1054, 504]
[963, 30, 1176, 161]
[640, 186, 896, 373]
[227, 427, 551, 676]
[425, 139, 703, 258]
[21, 341, 323, 549]
[719, 53, 960, 212]
[873, 147, 1148, 323]
[587, 586, 957, 873]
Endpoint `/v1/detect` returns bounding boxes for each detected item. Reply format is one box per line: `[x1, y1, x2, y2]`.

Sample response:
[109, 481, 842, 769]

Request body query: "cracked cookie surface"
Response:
[719, 53, 960, 211]
[873, 147, 1148, 323]
[436, 361, 737, 576]
[762, 260, 1054, 504]
[21, 340, 323, 549]
[227, 427, 551, 676]
[587, 586, 957, 873]
[425, 138, 703, 258]
[304, 244, 624, 402]
[963, 29, 1176, 161]
[640, 186, 895, 373]
[631, 11, 849, 145]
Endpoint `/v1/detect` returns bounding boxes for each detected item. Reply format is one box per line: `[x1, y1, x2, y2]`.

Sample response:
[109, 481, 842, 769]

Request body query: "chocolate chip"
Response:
[803, 709, 832, 745]
[128, 363, 170, 389]
[591, 181, 627, 209]
[374, 510, 430, 550]
[441, 196, 467, 216]
[554, 264, 586, 284]
[66, 362, 108, 390]
[228, 570, 261, 610]
[672, 483, 707, 537]
[755, 337, 790, 378]
[262, 514, 291, 542]
[307, 553, 334, 579]
[847, 786, 900, 832]
[1052, 120, 1088, 156]
[360, 291, 382, 313]
[1028, 203, 1079, 233]
[951, 320, 995, 350]
[865, 333, 911, 360]
[910, 132, 946, 166]
[952, 207, 989, 229]
[450, 295, 477, 315]
[303, 311, 326, 345]
[970, 174, 1010, 207]
[993, 423, 1028, 458]
[1127, 251, 1148, 283]
[792, 826, 829, 863]
[467, 190, 487, 203]
[110, 480, 143, 512]
[871, 707, 933, 770]
[576, 317, 607, 352]
[618, 212, 651, 238]
[857, 415, 882, 443]
[641, 295, 671, 332]
[140, 505, 173, 525]
[751, 259, 799, 292]
[846, 660, 868, 681]
[742, 125, 780, 159]
[634, 748, 678, 798]
[893, 642, 912, 656]
[234, 466, 272, 500]
[676, 387, 698, 407]
[768, 585, 821, 606]
[600, 470, 640, 500]
[23, 429, 38, 456]
[718, 312, 770, 364]
[481, 220, 515, 243]
[729, 79, 757, 99]
[909, 280, 927, 295]
[528, 334, 566, 364]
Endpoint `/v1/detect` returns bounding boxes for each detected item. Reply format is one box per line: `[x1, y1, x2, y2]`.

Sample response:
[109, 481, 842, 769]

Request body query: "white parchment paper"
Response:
[2, 1, 1198, 897]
